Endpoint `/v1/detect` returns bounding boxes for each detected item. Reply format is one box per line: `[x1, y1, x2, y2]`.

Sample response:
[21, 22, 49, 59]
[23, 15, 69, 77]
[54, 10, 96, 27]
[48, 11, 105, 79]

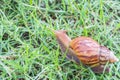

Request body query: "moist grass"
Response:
[0, 0, 120, 80]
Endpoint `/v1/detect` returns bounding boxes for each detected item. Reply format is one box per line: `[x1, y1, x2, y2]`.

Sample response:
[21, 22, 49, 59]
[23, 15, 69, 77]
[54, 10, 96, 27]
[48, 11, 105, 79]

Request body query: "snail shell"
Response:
[70, 37, 119, 67]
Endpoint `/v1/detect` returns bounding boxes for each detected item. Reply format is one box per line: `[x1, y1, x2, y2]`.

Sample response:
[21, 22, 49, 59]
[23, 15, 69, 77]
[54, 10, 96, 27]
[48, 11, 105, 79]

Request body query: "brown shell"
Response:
[70, 37, 100, 67]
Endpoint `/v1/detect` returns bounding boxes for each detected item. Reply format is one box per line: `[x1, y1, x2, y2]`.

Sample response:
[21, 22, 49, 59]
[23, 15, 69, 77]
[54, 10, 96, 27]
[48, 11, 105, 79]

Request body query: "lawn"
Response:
[0, 0, 120, 80]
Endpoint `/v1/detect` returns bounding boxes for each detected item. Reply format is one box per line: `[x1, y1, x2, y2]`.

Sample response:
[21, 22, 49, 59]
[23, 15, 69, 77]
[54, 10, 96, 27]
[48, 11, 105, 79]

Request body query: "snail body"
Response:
[54, 30, 119, 73]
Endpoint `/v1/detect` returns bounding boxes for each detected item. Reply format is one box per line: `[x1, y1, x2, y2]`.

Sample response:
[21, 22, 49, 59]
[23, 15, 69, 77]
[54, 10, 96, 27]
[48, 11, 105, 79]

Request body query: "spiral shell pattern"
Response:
[70, 37, 101, 67]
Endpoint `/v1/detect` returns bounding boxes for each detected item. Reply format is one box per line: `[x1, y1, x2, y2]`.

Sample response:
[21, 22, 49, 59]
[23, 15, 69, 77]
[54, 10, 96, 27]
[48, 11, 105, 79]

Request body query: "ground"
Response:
[0, 0, 120, 80]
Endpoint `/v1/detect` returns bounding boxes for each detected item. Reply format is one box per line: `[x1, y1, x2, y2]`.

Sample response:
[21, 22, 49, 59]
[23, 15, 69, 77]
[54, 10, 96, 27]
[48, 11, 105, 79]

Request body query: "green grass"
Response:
[0, 0, 120, 80]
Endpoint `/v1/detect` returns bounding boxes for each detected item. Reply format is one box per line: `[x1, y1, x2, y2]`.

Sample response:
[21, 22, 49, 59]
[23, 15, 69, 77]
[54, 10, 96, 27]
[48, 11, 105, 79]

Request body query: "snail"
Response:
[54, 30, 119, 73]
